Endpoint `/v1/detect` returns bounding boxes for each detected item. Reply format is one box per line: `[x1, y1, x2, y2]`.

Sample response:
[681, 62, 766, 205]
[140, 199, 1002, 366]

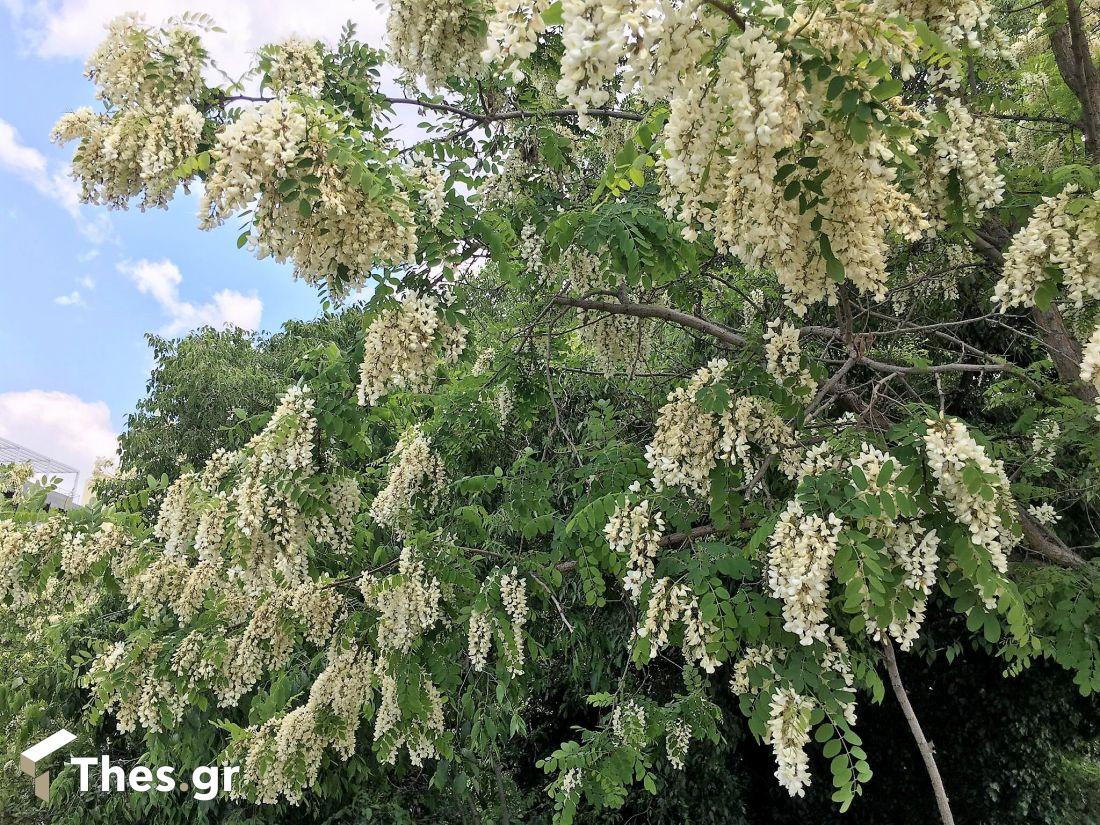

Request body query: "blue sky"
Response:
[0, 1, 393, 497]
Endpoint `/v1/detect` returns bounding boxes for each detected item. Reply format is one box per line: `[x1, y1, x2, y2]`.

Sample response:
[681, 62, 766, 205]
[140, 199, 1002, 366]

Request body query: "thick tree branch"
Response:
[1017, 507, 1088, 569]
[882, 640, 956, 825]
[551, 296, 748, 346]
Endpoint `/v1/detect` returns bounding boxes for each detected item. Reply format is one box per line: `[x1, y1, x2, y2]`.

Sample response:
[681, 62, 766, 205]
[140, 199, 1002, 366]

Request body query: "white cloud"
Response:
[54, 289, 86, 306]
[0, 117, 112, 243]
[77, 250, 99, 265]
[78, 273, 96, 288]
[7, 1, 389, 75]
[118, 257, 263, 336]
[0, 389, 118, 503]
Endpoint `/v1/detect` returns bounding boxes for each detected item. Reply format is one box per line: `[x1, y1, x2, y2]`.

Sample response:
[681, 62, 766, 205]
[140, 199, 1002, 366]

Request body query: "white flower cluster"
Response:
[482, 0, 551, 81]
[764, 321, 818, 397]
[200, 99, 418, 296]
[468, 607, 495, 671]
[1, 462, 34, 504]
[362, 547, 442, 653]
[200, 99, 307, 220]
[85, 14, 204, 109]
[405, 154, 447, 225]
[768, 500, 842, 646]
[0, 522, 25, 604]
[357, 292, 468, 407]
[265, 37, 325, 96]
[604, 494, 665, 601]
[883, 0, 1000, 52]
[795, 442, 842, 485]
[559, 766, 584, 798]
[500, 566, 529, 675]
[555, 0, 632, 123]
[927, 97, 1004, 224]
[369, 425, 446, 534]
[729, 644, 781, 696]
[386, 0, 486, 88]
[373, 661, 446, 766]
[924, 417, 1016, 580]
[637, 577, 719, 672]
[609, 699, 647, 748]
[89, 643, 186, 734]
[995, 188, 1100, 308]
[652, 13, 934, 315]
[51, 15, 207, 210]
[849, 444, 940, 650]
[733, 639, 847, 798]
[232, 645, 374, 804]
[52, 102, 204, 210]
[766, 687, 814, 797]
[234, 385, 321, 578]
[646, 359, 799, 499]
[1027, 503, 1060, 527]
[666, 719, 691, 770]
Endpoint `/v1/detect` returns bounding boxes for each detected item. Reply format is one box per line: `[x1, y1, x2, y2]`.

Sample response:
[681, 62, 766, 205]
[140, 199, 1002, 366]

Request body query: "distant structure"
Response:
[0, 436, 80, 509]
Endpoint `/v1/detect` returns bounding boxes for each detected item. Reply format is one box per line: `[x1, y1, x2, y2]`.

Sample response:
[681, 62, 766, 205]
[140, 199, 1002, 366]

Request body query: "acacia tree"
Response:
[3, 2, 1100, 822]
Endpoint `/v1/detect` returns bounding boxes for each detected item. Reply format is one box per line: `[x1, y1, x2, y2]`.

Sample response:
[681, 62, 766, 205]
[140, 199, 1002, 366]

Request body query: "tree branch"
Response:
[551, 296, 747, 346]
[384, 97, 643, 124]
[882, 639, 956, 825]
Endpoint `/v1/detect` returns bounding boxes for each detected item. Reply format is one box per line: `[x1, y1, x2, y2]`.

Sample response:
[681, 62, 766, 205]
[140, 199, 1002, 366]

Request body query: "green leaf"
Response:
[872, 78, 904, 100]
[542, 0, 564, 25]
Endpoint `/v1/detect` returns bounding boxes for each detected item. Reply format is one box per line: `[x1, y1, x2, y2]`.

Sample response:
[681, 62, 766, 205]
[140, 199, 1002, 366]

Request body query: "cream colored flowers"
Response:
[357, 293, 468, 407]
[768, 500, 842, 646]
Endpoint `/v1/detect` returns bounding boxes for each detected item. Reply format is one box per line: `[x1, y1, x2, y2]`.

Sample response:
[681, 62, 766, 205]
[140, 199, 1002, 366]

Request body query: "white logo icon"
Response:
[20, 729, 77, 800]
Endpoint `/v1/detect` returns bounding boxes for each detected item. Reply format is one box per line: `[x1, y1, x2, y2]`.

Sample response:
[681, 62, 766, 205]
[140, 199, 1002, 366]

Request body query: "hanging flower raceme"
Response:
[369, 425, 446, 534]
[647, 359, 801, 498]
[767, 500, 842, 646]
[264, 37, 325, 96]
[361, 547, 442, 653]
[849, 444, 940, 650]
[766, 687, 814, 797]
[50, 15, 207, 210]
[604, 491, 665, 601]
[923, 418, 1017, 593]
[386, 0, 486, 88]
[994, 188, 1100, 309]
[636, 577, 719, 672]
[357, 292, 468, 407]
[500, 566, 529, 676]
[228, 644, 374, 804]
[373, 659, 447, 766]
[764, 321, 818, 397]
[200, 100, 419, 297]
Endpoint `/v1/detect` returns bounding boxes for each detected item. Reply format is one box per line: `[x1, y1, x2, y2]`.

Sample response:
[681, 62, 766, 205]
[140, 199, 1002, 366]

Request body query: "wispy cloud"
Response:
[54, 289, 86, 306]
[0, 118, 112, 244]
[78, 274, 95, 289]
[118, 257, 263, 336]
